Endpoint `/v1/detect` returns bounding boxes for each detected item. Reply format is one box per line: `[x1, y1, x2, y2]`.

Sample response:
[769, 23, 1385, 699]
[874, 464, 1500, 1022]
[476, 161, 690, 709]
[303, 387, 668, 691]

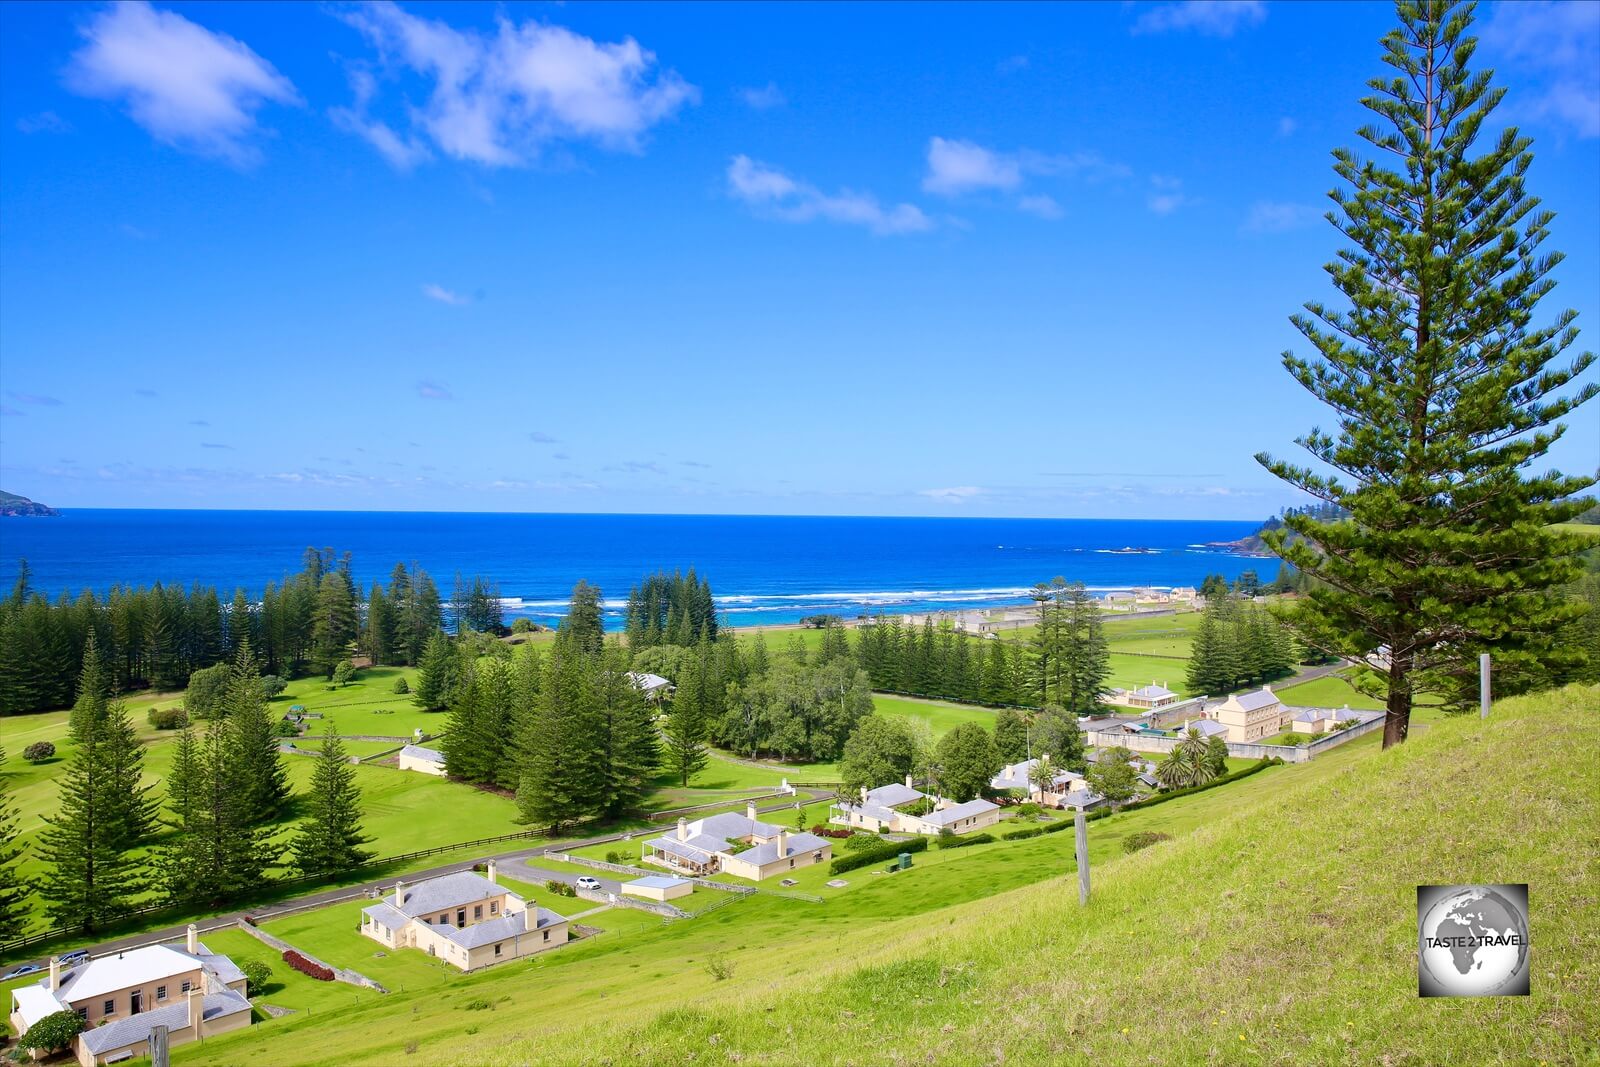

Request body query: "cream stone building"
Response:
[1124, 682, 1180, 709]
[1209, 686, 1291, 742]
[360, 864, 568, 971]
[642, 802, 833, 881]
[831, 776, 1002, 835]
[396, 743, 447, 775]
[8, 926, 250, 1067]
[989, 756, 1090, 808]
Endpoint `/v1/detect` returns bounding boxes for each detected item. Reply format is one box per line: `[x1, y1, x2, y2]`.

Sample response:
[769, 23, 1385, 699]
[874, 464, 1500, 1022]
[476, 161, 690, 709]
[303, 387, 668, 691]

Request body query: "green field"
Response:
[1275, 672, 1386, 710]
[159, 680, 1450, 1066]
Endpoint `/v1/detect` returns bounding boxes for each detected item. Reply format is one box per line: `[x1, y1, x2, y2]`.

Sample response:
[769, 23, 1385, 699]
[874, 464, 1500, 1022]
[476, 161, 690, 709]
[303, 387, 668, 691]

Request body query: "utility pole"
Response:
[1479, 653, 1491, 720]
[1074, 808, 1090, 905]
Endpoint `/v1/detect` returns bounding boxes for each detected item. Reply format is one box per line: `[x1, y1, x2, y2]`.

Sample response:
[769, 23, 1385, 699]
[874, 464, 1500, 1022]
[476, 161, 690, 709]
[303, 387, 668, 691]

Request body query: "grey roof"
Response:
[992, 759, 1072, 792]
[1131, 684, 1176, 699]
[79, 990, 250, 1055]
[627, 876, 689, 889]
[649, 837, 714, 862]
[1292, 709, 1328, 723]
[1230, 689, 1281, 712]
[362, 901, 408, 930]
[1060, 789, 1104, 809]
[737, 832, 831, 865]
[392, 871, 507, 918]
[838, 801, 900, 823]
[1181, 719, 1230, 738]
[433, 911, 531, 949]
[863, 783, 922, 808]
[1136, 772, 1161, 787]
[919, 798, 999, 826]
[399, 744, 445, 764]
[196, 951, 243, 988]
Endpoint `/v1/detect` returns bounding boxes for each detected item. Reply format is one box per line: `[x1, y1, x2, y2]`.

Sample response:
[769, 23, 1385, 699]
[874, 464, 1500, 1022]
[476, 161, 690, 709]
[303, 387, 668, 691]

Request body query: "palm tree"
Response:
[1028, 755, 1058, 803]
[1160, 728, 1218, 789]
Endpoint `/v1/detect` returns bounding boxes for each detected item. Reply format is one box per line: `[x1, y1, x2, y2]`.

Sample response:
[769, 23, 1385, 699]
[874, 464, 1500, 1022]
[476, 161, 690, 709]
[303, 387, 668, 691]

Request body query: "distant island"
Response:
[0, 490, 59, 517]
[1205, 503, 1349, 557]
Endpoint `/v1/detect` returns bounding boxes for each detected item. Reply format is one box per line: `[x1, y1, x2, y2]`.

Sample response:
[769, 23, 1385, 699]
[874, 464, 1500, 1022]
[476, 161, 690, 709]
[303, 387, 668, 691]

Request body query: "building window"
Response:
[181, 981, 191, 994]
[104, 998, 115, 1015]
[494, 943, 502, 957]
[75, 1008, 87, 1022]
[489, 901, 498, 915]
[440, 913, 449, 924]
[156, 985, 167, 1001]
[542, 930, 550, 942]
[474, 905, 483, 920]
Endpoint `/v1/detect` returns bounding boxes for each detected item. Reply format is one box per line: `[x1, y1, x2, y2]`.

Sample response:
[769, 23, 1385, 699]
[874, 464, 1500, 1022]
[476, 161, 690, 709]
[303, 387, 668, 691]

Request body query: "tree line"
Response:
[1185, 596, 1301, 696]
[0, 549, 451, 716]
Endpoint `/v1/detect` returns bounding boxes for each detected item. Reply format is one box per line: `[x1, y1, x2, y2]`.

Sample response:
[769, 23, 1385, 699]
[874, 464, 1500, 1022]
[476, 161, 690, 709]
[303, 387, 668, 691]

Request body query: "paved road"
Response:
[506, 860, 627, 896]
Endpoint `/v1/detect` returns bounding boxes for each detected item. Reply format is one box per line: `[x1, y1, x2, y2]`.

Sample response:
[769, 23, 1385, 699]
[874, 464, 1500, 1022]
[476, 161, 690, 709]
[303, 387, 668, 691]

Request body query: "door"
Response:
[131, 990, 143, 1013]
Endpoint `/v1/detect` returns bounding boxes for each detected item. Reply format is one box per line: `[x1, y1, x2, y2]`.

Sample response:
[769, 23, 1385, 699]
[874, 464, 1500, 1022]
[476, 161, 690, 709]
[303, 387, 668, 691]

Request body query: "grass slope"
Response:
[554, 684, 1597, 1067]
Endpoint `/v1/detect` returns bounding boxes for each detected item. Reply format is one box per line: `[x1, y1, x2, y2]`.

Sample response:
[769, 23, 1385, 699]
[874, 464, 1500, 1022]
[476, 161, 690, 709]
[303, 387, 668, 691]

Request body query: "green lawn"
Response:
[1275, 672, 1385, 710]
[164, 690, 1492, 1066]
[871, 694, 997, 735]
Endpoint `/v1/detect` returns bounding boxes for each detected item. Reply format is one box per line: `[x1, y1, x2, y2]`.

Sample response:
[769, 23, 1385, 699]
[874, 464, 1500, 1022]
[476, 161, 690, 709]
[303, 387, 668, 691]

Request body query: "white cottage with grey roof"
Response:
[397, 743, 447, 776]
[831, 775, 1002, 835]
[989, 755, 1090, 809]
[360, 862, 568, 971]
[643, 801, 832, 881]
[8, 925, 250, 1067]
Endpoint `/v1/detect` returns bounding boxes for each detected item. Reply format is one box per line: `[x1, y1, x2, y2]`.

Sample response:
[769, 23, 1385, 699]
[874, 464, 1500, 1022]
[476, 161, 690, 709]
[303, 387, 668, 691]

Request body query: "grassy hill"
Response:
[165, 682, 1597, 1066]
[559, 684, 1594, 1067]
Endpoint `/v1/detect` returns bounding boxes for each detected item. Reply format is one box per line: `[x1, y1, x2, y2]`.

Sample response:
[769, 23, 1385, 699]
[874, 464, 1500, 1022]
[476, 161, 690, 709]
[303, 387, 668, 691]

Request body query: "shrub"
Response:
[604, 851, 621, 864]
[282, 949, 334, 981]
[260, 675, 287, 700]
[705, 953, 735, 981]
[829, 836, 927, 874]
[843, 834, 885, 853]
[808, 825, 853, 839]
[936, 832, 994, 850]
[545, 879, 577, 898]
[274, 720, 301, 738]
[1123, 830, 1173, 854]
[19, 1010, 83, 1053]
[1004, 826, 1045, 841]
[332, 661, 357, 687]
[1014, 802, 1042, 819]
[239, 958, 272, 996]
[464, 999, 491, 1011]
[510, 618, 536, 634]
[22, 741, 55, 763]
[147, 706, 189, 730]
[391, 677, 410, 694]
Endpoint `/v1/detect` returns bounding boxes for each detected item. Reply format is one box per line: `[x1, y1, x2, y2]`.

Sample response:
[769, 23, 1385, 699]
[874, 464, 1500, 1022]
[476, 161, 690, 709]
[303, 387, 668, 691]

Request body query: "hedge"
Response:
[1003, 825, 1045, 841]
[809, 825, 854, 839]
[829, 836, 927, 874]
[282, 949, 334, 982]
[935, 832, 994, 850]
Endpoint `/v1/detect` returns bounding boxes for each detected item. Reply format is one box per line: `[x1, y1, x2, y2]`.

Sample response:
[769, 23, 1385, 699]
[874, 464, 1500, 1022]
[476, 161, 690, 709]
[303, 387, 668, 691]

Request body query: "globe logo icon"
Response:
[1418, 885, 1530, 997]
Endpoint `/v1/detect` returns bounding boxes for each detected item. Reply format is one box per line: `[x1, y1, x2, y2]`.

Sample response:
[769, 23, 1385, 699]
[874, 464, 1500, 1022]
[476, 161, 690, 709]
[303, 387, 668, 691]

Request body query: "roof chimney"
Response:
[777, 830, 789, 858]
[186, 923, 198, 954]
[486, 861, 498, 885]
[1040, 752, 1050, 763]
[905, 773, 914, 789]
[394, 880, 405, 906]
[746, 801, 758, 823]
[859, 785, 868, 804]
[186, 986, 203, 1028]
[48, 957, 60, 992]
[677, 817, 688, 842]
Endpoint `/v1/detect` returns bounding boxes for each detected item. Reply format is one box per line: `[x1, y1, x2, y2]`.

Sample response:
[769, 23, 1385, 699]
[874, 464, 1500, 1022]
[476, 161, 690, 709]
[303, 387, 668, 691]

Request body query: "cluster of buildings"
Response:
[9, 926, 250, 1066]
[830, 777, 1002, 835]
[360, 863, 569, 972]
[641, 802, 834, 881]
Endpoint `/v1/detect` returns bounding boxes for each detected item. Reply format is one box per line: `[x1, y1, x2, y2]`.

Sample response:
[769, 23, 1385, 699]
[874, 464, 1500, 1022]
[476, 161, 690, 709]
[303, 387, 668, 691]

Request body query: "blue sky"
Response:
[1, 0, 1596, 520]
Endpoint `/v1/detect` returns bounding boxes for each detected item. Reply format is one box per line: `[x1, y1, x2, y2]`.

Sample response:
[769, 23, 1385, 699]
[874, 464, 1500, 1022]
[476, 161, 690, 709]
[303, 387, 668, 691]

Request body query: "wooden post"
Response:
[1074, 809, 1090, 905]
[1479, 653, 1491, 720]
[151, 1025, 170, 1067]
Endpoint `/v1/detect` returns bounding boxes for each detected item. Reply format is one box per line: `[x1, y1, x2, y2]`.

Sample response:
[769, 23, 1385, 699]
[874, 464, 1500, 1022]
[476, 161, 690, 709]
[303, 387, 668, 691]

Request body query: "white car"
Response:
[574, 876, 602, 891]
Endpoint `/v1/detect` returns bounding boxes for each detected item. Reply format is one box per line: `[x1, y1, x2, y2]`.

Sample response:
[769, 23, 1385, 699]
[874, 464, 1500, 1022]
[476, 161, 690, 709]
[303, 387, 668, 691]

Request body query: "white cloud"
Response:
[739, 82, 786, 109]
[336, 1, 697, 167]
[1147, 175, 1192, 215]
[923, 137, 1023, 196]
[726, 155, 932, 236]
[330, 67, 430, 169]
[1131, 1, 1267, 38]
[1017, 194, 1064, 219]
[64, 1, 299, 164]
[1243, 200, 1318, 233]
[421, 283, 469, 305]
[1481, 0, 1600, 138]
[918, 486, 986, 504]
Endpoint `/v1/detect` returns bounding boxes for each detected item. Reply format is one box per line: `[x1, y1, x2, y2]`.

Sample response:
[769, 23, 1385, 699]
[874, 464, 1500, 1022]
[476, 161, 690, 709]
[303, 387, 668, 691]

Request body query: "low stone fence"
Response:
[546, 852, 757, 896]
[235, 919, 389, 993]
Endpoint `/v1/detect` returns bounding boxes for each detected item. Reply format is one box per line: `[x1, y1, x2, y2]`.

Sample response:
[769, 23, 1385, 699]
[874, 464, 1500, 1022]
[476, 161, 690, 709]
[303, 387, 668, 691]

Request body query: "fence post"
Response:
[1479, 653, 1491, 720]
[1074, 809, 1090, 906]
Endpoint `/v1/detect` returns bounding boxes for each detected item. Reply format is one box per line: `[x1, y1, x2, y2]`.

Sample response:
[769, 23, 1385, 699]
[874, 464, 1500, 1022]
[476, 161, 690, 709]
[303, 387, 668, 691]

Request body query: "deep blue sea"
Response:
[0, 511, 1264, 628]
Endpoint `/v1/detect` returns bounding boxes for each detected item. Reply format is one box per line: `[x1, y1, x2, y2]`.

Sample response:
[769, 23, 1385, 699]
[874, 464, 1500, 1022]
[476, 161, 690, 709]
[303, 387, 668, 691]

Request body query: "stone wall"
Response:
[235, 919, 390, 993]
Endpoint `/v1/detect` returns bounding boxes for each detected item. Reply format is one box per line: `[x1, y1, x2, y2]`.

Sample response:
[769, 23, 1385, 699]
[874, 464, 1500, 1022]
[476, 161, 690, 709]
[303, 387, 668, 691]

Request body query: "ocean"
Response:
[0, 510, 1265, 628]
